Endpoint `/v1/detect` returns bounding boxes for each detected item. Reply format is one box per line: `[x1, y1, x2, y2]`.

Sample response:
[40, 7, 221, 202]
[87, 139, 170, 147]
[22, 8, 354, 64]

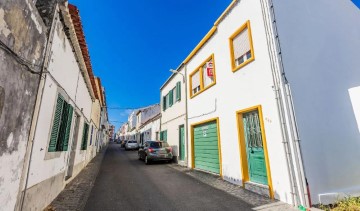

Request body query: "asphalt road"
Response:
[84, 143, 253, 211]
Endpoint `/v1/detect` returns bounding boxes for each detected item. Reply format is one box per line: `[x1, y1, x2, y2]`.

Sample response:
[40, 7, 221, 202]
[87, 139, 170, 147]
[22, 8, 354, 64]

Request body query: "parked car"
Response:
[138, 141, 173, 164]
[125, 140, 139, 150]
[121, 140, 127, 148]
[116, 139, 122, 144]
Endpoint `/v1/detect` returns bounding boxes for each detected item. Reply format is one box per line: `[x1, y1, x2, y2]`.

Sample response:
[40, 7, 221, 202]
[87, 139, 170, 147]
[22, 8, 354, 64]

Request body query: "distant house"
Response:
[163, 0, 360, 208]
[135, 104, 161, 145]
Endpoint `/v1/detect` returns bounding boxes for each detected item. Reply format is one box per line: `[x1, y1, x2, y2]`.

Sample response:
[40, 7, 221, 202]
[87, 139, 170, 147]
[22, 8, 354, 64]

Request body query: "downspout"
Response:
[267, 0, 310, 206]
[261, 0, 310, 207]
[184, 64, 189, 167]
[259, 0, 298, 205]
[16, 5, 59, 211]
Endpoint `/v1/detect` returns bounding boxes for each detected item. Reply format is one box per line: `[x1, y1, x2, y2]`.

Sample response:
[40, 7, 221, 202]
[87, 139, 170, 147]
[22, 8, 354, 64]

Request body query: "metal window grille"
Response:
[243, 110, 263, 148]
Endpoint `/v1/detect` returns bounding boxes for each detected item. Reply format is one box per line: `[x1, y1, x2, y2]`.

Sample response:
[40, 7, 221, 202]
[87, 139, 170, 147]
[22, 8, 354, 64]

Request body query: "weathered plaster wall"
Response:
[24, 7, 93, 209]
[0, 0, 47, 210]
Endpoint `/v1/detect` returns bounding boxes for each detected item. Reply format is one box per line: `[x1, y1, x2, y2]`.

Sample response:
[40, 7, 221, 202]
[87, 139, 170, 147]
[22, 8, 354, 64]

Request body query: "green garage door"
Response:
[193, 121, 220, 174]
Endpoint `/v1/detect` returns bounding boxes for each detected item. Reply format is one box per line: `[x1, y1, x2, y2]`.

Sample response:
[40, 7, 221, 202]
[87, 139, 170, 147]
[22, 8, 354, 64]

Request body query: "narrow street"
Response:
[84, 143, 253, 211]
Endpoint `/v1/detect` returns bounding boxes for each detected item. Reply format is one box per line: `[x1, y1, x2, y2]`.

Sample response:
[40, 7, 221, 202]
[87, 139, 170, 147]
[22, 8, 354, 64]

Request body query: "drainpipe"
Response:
[16, 5, 59, 211]
[184, 64, 189, 167]
[260, 0, 309, 207]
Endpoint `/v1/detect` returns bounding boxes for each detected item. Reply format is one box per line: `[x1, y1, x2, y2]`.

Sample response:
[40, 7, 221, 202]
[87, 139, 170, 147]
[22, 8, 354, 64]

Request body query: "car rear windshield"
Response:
[128, 141, 136, 143]
[150, 142, 169, 148]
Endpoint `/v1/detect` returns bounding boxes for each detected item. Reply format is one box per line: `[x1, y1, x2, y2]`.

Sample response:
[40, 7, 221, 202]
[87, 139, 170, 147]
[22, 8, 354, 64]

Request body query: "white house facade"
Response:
[19, 3, 106, 210]
[160, 68, 187, 164]
[166, 0, 360, 208]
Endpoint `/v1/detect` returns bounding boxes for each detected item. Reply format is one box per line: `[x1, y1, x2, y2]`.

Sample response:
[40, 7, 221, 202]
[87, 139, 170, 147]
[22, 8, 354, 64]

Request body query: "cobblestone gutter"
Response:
[45, 146, 107, 211]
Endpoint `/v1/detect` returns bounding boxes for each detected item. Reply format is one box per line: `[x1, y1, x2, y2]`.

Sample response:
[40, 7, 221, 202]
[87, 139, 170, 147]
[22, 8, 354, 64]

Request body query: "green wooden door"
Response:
[179, 125, 185, 161]
[243, 110, 268, 185]
[193, 121, 220, 174]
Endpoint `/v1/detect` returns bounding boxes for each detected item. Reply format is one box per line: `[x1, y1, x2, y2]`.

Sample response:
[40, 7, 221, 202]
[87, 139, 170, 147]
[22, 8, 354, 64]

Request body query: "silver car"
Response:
[138, 141, 173, 164]
[125, 140, 139, 150]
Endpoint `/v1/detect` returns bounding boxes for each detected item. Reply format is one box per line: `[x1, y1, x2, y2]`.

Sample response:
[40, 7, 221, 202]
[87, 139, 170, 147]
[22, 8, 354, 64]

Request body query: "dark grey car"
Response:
[138, 141, 173, 164]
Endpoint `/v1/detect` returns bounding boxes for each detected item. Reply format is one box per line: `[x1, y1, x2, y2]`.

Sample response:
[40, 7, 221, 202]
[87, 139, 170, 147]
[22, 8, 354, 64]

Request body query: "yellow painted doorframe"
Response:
[190, 117, 223, 177]
[236, 105, 274, 199]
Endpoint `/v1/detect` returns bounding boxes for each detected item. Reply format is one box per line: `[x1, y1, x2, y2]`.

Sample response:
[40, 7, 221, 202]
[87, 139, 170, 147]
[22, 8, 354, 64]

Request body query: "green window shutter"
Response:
[169, 90, 173, 107]
[81, 123, 89, 150]
[62, 104, 73, 151]
[48, 95, 64, 152]
[90, 125, 93, 145]
[160, 131, 163, 141]
[164, 130, 167, 142]
[176, 82, 181, 101]
[162, 96, 166, 111]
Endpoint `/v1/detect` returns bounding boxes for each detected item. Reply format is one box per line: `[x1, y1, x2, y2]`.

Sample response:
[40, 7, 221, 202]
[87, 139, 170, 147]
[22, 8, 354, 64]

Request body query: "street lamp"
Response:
[169, 69, 185, 83]
[169, 67, 189, 166]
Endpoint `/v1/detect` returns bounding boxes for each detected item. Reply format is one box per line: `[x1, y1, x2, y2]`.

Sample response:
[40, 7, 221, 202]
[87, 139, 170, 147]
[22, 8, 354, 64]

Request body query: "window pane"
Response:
[202, 59, 215, 88]
[233, 27, 251, 65]
[192, 71, 201, 95]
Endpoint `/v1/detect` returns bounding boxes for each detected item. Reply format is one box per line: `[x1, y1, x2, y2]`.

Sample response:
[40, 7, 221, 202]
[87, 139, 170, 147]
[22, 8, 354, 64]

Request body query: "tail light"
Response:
[148, 148, 154, 153]
[166, 147, 172, 153]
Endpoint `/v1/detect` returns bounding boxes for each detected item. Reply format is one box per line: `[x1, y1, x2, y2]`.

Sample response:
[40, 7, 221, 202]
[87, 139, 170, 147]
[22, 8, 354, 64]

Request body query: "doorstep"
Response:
[244, 181, 270, 198]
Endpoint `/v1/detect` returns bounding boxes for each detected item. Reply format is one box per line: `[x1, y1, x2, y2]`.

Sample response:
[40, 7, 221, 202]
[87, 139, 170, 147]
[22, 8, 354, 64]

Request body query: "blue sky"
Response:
[353, 0, 360, 8]
[69, 0, 232, 129]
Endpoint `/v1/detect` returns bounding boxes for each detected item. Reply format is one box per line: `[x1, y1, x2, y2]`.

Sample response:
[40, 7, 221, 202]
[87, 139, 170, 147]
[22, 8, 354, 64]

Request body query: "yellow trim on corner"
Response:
[182, 0, 237, 65]
[184, 27, 217, 64]
[229, 20, 255, 73]
[236, 105, 274, 199]
[189, 54, 216, 99]
[214, 0, 237, 26]
[190, 117, 223, 177]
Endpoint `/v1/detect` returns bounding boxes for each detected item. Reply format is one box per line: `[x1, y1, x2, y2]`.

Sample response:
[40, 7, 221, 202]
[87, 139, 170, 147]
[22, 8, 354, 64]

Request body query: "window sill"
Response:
[232, 57, 255, 73]
[44, 151, 62, 160]
[190, 82, 216, 99]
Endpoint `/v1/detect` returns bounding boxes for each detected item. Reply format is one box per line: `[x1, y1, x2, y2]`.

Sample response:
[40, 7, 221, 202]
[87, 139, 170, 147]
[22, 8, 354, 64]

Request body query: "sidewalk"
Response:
[169, 164, 299, 211]
[45, 147, 107, 211]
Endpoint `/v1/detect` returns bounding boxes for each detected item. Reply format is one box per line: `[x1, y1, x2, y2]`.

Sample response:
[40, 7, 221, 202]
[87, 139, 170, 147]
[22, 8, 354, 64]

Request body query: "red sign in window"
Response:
[206, 62, 214, 77]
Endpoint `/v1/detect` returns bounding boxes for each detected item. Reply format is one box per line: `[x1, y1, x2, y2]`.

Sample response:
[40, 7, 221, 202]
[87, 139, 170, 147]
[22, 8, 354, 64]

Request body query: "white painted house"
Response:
[135, 104, 161, 145]
[138, 114, 161, 144]
[160, 67, 187, 164]
[167, 0, 360, 208]
[18, 3, 106, 210]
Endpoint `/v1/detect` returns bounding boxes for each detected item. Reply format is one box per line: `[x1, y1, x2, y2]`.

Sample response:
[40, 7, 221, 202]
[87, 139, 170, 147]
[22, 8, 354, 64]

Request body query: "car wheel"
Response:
[145, 155, 150, 165]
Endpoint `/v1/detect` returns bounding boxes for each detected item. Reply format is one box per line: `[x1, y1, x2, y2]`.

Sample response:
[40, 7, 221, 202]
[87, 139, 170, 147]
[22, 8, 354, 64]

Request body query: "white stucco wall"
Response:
[161, 68, 187, 158]
[27, 17, 93, 190]
[185, 0, 293, 203]
[139, 117, 160, 142]
[272, 0, 360, 204]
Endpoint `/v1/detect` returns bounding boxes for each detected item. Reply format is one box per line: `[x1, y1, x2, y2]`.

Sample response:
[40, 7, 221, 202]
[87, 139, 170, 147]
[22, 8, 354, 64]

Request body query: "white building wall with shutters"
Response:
[184, 0, 293, 205]
[138, 116, 161, 142]
[160, 67, 187, 162]
[25, 14, 93, 206]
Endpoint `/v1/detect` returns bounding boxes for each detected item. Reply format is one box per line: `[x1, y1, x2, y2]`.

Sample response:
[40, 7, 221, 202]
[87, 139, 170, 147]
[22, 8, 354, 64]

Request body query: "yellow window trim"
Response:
[229, 20, 255, 73]
[190, 117, 223, 177]
[236, 105, 274, 199]
[189, 54, 217, 99]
